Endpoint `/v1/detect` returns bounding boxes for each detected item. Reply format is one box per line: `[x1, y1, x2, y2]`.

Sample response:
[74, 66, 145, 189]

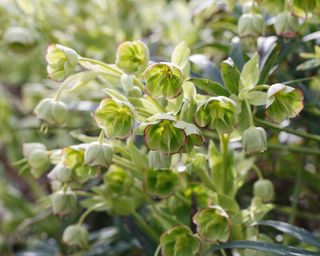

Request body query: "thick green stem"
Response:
[132, 211, 159, 242]
[197, 165, 217, 191]
[98, 130, 105, 144]
[245, 100, 254, 127]
[79, 57, 123, 75]
[220, 133, 230, 195]
[255, 118, 320, 142]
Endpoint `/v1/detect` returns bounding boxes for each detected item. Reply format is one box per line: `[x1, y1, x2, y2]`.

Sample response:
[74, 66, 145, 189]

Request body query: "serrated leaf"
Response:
[171, 41, 191, 69]
[205, 241, 320, 256]
[221, 58, 240, 94]
[255, 221, 320, 248]
[240, 53, 260, 90]
[188, 78, 230, 96]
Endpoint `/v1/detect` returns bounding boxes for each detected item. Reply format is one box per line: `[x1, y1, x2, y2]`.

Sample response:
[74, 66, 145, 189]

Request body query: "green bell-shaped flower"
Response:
[46, 44, 78, 81]
[266, 83, 303, 123]
[95, 98, 134, 139]
[253, 179, 275, 203]
[193, 205, 231, 242]
[144, 169, 179, 198]
[144, 62, 184, 99]
[62, 224, 89, 249]
[238, 13, 265, 37]
[51, 188, 77, 216]
[115, 40, 149, 74]
[34, 98, 67, 125]
[103, 165, 133, 197]
[160, 226, 200, 256]
[144, 114, 186, 154]
[274, 12, 299, 38]
[84, 142, 113, 168]
[194, 96, 238, 134]
[242, 126, 267, 154]
[3, 26, 36, 53]
[174, 121, 204, 152]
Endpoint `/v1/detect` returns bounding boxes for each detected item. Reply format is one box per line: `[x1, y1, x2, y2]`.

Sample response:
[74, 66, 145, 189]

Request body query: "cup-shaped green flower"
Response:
[144, 62, 184, 99]
[194, 96, 238, 134]
[193, 205, 231, 242]
[95, 98, 134, 139]
[238, 13, 264, 37]
[62, 224, 89, 249]
[144, 169, 179, 198]
[3, 27, 36, 53]
[115, 40, 149, 74]
[103, 165, 133, 197]
[144, 115, 186, 154]
[51, 189, 77, 216]
[46, 44, 78, 81]
[266, 83, 303, 123]
[84, 142, 113, 168]
[34, 98, 67, 125]
[253, 179, 275, 203]
[160, 226, 200, 256]
[242, 126, 267, 154]
[275, 12, 299, 38]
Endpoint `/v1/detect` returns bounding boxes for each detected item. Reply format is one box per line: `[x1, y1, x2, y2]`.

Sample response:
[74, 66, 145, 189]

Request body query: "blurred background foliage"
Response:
[0, 0, 320, 255]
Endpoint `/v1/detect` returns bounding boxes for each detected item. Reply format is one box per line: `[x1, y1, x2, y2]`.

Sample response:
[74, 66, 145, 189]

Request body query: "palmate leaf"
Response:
[254, 220, 320, 248]
[205, 241, 320, 256]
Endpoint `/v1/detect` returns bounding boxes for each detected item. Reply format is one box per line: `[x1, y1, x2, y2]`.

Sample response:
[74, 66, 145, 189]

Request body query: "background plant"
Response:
[1, 0, 320, 255]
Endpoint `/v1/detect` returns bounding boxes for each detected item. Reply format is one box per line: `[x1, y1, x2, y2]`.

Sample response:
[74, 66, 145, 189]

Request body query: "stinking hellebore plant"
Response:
[23, 40, 305, 255]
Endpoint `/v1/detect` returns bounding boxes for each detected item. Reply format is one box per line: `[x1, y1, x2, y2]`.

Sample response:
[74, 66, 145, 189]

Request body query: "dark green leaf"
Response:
[255, 220, 320, 248]
[205, 241, 320, 256]
[259, 43, 280, 84]
[221, 58, 240, 94]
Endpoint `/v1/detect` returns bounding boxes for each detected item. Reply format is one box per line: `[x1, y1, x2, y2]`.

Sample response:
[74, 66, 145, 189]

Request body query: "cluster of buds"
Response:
[34, 98, 67, 125]
[46, 44, 78, 81]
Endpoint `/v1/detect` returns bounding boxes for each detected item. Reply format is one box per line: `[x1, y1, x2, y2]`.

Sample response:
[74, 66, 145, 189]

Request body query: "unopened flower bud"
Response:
[116, 40, 149, 74]
[34, 98, 67, 125]
[253, 179, 275, 202]
[242, 127, 267, 154]
[23, 143, 46, 158]
[84, 142, 113, 168]
[47, 163, 72, 183]
[51, 189, 77, 215]
[238, 13, 264, 37]
[27, 148, 50, 178]
[46, 44, 78, 81]
[274, 12, 299, 38]
[62, 224, 89, 249]
[3, 26, 36, 53]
